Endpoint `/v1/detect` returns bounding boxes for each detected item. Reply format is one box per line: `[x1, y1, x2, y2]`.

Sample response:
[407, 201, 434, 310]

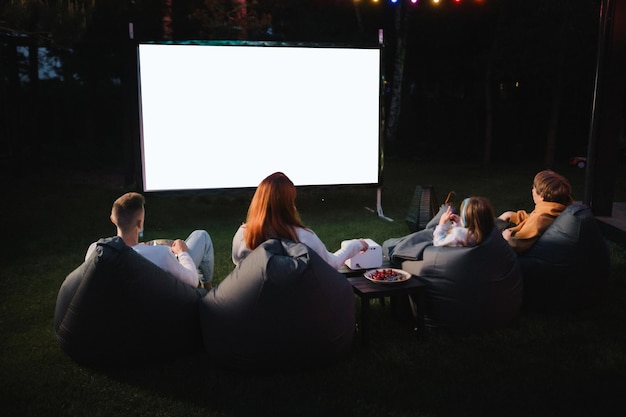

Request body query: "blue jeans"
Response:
[185, 230, 214, 285]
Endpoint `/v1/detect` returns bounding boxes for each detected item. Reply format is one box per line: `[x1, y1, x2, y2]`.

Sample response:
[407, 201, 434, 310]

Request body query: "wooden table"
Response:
[340, 266, 425, 346]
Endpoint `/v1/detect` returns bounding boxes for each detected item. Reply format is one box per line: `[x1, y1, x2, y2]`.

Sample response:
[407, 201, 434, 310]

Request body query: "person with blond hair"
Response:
[382, 195, 496, 266]
[433, 196, 495, 248]
[231, 172, 368, 269]
[86, 192, 214, 289]
[498, 169, 573, 254]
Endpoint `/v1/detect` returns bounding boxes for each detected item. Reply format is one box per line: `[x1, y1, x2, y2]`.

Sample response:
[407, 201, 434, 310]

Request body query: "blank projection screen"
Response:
[137, 42, 382, 191]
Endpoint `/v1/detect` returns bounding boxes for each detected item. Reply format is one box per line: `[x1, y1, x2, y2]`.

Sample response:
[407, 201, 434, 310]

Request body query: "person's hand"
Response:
[439, 206, 452, 225]
[171, 239, 188, 255]
[501, 228, 512, 241]
[359, 238, 369, 253]
[439, 206, 460, 225]
[498, 211, 514, 221]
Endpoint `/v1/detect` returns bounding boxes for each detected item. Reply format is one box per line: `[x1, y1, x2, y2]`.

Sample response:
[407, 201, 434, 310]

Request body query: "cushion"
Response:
[402, 229, 523, 333]
[199, 239, 355, 372]
[54, 237, 205, 367]
[518, 204, 611, 312]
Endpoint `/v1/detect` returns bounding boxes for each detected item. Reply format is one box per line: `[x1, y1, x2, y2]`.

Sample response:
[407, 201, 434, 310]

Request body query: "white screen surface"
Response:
[137, 43, 382, 191]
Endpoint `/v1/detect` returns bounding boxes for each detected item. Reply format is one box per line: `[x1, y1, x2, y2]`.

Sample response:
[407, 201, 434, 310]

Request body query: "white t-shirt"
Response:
[85, 241, 198, 287]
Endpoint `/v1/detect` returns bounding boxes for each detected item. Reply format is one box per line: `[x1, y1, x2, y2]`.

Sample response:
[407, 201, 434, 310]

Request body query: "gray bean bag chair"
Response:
[54, 237, 206, 367]
[199, 239, 355, 372]
[401, 229, 523, 333]
[518, 204, 610, 312]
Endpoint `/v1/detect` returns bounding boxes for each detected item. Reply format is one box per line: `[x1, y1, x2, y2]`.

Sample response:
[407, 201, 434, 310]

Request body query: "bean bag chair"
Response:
[199, 238, 355, 372]
[401, 229, 523, 333]
[54, 237, 206, 367]
[518, 204, 610, 312]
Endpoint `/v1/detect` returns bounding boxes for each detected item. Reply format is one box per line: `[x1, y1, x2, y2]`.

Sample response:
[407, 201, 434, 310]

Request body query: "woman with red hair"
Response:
[232, 172, 368, 269]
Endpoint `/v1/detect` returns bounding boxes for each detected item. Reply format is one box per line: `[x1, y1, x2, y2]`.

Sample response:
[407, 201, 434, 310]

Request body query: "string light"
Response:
[368, 0, 485, 5]
[382, 0, 421, 4]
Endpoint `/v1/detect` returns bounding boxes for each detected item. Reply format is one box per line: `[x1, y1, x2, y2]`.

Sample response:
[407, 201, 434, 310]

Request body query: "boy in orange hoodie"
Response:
[498, 170, 573, 254]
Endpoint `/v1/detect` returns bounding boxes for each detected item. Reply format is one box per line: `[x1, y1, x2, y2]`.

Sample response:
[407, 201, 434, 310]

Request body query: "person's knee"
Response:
[189, 229, 212, 243]
[201, 230, 214, 249]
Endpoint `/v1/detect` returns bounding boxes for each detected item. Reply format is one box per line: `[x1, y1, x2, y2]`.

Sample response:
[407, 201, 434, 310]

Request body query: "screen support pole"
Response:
[374, 29, 392, 222]
[364, 187, 392, 221]
[376, 187, 393, 222]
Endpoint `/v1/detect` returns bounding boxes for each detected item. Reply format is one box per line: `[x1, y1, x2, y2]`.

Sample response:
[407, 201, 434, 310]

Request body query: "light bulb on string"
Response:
[387, 0, 419, 4]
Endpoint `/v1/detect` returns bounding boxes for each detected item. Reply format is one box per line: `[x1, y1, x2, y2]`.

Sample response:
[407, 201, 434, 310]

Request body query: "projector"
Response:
[343, 238, 382, 270]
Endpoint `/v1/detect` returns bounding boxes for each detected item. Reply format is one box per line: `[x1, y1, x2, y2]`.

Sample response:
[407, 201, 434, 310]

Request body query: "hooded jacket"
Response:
[507, 201, 568, 254]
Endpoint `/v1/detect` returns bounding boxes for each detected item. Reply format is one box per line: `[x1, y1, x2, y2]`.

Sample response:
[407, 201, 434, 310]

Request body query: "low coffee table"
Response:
[340, 265, 425, 346]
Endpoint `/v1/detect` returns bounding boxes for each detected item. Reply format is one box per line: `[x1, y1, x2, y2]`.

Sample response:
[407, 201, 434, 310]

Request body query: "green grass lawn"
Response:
[1, 158, 625, 417]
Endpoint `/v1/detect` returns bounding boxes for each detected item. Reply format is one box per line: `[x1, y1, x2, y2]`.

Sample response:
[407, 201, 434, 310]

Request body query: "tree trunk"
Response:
[353, 0, 364, 35]
[385, 2, 407, 146]
[28, 36, 42, 176]
[232, 0, 248, 40]
[483, 65, 493, 166]
[2, 36, 22, 179]
[482, 4, 506, 167]
[544, 87, 560, 169]
[163, 0, 173, 40]
[544, 8, 570, 168]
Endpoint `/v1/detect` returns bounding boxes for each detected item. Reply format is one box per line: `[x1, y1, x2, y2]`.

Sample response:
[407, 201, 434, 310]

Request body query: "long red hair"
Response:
[244, 172, 305, 250]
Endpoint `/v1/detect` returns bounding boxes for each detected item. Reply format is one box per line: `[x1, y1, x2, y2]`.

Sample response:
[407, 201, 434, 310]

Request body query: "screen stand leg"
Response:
[375, 187, 393, 222]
